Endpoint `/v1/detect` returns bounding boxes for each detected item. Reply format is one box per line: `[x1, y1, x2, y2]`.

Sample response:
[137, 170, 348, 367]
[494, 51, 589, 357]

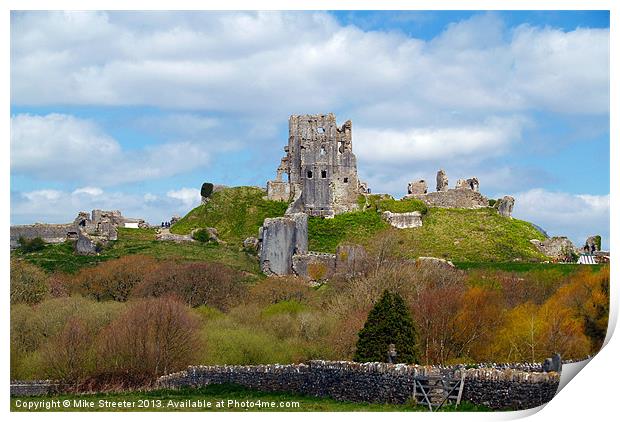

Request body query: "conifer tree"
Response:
[354, 290, 419, 363]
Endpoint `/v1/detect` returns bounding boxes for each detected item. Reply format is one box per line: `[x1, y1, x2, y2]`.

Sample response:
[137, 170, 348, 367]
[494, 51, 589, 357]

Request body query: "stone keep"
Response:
[267, 114, 365, 217]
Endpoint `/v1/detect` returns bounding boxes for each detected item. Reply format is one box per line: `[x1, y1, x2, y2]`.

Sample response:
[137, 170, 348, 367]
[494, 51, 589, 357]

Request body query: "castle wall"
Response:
[10, 224, 76, 248]
[410, 189, 489, 208]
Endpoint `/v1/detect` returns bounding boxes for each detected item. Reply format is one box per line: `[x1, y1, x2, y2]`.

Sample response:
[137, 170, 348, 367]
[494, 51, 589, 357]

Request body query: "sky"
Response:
[9, 10, 610, 248]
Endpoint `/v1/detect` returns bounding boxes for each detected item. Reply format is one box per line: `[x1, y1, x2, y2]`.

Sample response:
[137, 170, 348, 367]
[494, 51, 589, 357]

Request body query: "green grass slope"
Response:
[170, 187, 288, 243]
[309, 205, 546, 262]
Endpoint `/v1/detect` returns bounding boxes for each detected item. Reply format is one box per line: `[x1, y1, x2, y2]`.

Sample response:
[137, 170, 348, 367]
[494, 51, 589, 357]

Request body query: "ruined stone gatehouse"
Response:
[267, 113, 368, 217]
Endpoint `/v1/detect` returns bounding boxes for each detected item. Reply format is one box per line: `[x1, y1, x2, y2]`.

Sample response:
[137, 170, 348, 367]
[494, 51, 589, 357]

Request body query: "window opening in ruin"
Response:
[321, 170, 327, 178]
[317, 127, 325, 134]
[343, 177, 348, 183]
[307, 170, 313, 178]
[338, 141, 345, 154]
[320, 146, 326, 156]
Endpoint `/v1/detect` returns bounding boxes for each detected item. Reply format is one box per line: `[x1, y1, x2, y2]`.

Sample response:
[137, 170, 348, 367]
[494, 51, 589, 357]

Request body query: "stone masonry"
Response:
[157, 360, 560, 410]
[258, 213, 308, 276]
[267, 114, 368, 217]
[408, 170, 489, 209]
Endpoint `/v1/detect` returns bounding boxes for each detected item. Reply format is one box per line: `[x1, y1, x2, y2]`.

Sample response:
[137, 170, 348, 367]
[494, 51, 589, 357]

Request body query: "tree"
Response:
[354, 290, 419, 363]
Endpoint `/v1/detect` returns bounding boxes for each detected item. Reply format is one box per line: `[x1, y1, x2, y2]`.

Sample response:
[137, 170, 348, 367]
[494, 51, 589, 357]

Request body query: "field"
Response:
[10, 384, 489, 412]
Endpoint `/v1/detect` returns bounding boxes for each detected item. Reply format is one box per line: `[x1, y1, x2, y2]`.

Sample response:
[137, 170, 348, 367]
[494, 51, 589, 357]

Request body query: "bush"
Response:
[354, 290, 419, 364]
[11, 258, 48, 304]
[248, 277, 314, 306]
[192, 228, 211, 243]
[97, 297, 200, 385]
[201, 182, 214, 198]
[68, 255, 157, 301]
[41, 317, 94, 382]
[488, 199, 497, 207]
[18, 236, 46, 252]
[133, 261, 246, 310]
[262, 300, 308, 317]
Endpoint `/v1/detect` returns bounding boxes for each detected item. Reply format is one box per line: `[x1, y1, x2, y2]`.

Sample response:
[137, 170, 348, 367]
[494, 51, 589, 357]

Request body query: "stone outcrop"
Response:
[496, 196, 515, 218]
[266, 114, 368, 217]
[416, 256, 455, 269]
[258, 213, 308, 276]
[407, 180, 427, 195]
[436, 169, 449, 192]
[531, 237, 577, 260]
[156, 232, 194, 243]
[242, 236, 259, 253]
[382, 211, 423, 229]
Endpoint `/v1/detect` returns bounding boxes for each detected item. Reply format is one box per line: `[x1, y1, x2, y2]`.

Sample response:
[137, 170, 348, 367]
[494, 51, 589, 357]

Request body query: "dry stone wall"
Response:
[156, 360, 559, 410]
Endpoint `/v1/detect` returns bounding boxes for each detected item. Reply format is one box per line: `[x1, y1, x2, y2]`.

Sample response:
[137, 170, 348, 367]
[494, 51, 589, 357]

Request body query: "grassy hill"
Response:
[13, 186, 550, 274]
[308, 203, 546, 262]
[170, 186, 288, 243]
[13, 227, 262, 275]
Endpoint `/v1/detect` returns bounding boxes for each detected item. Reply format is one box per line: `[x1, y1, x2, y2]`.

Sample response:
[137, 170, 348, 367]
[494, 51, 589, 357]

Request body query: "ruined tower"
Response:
[267, 113, 367, 217]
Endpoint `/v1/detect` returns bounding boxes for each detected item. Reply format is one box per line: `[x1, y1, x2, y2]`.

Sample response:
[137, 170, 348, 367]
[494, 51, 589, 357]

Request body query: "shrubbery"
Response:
[133, 261, 246, 310]
[191, 228, 212, 243]
[10, 258, 48, 305]
[68, 255, 157, 301]
[97, 297, 200, 386]
[18, 236, 46, 252]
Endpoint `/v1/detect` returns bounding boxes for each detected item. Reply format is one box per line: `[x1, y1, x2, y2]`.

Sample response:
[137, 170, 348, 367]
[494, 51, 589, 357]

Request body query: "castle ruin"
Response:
[267, 113, 368, 217]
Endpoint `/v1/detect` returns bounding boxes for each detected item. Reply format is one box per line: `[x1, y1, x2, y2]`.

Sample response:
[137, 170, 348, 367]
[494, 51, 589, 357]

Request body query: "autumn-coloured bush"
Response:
[248, 276, 315, 306]
[10, 258, 48, 305]
[69, 255, 158, 301]
[41, 317, 95, 382]
[96, 297, 200, 386]
[132, 261, 246, 310]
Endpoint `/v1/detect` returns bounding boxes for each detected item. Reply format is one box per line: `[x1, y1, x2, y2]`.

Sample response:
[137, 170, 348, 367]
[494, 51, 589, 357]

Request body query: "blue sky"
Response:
[10, 10, 610, 248]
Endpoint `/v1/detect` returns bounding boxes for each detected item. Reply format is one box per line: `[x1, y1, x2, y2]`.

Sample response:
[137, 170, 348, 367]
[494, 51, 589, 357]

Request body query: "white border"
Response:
[2, 1, 616, 421]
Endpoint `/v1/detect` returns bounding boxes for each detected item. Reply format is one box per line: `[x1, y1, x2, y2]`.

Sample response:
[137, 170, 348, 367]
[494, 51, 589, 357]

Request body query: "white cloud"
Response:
[11, 11, 609, 117]
[166, 188, 201, 208]
[72, 186, 103, 196]
[355, 117, 523, 165]
[11, 187, 203, 226]
[511, 189, 609, 249]
[10, 113, 212, 186]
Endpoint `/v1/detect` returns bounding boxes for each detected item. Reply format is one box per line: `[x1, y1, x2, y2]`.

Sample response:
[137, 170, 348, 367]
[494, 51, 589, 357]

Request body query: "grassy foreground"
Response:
[11, 384, 490, 412]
